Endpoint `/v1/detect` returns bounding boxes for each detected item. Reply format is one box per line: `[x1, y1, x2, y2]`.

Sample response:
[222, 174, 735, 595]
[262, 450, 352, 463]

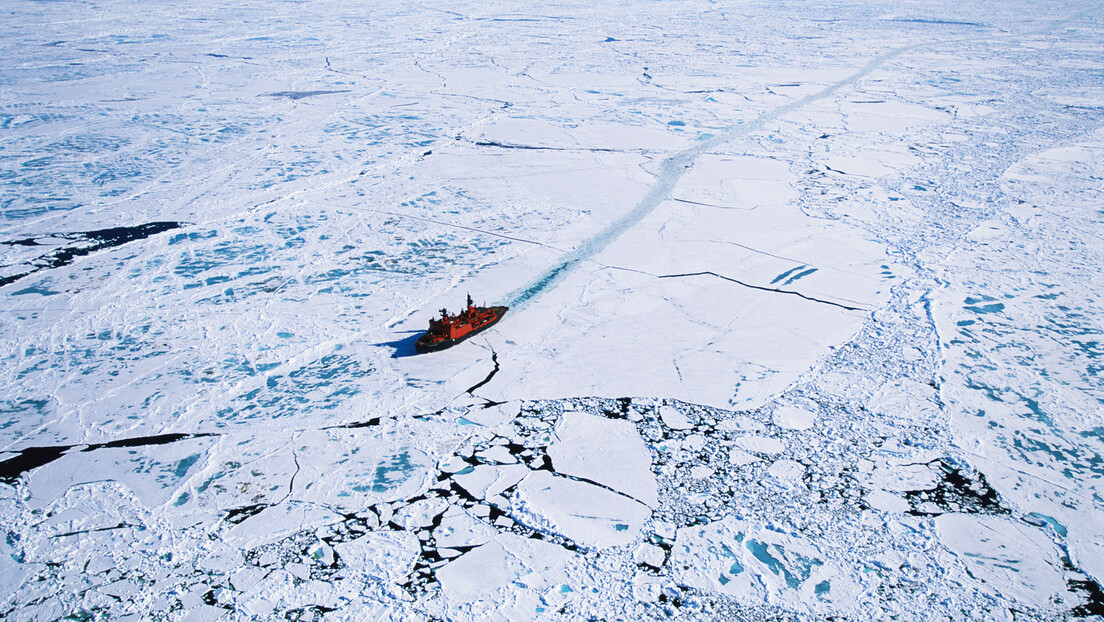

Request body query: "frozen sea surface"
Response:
[1, 0, 1103, 620]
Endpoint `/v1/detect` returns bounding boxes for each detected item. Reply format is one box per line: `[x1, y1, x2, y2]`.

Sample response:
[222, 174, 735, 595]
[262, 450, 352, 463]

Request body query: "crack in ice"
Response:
[465, 348, 500, 395]
[658, 271, 869, 312]
[0, 432, 218, 483]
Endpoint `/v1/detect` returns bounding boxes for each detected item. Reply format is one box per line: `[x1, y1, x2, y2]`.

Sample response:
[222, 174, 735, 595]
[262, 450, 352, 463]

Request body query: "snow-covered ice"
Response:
[2, 0, 1103, 620]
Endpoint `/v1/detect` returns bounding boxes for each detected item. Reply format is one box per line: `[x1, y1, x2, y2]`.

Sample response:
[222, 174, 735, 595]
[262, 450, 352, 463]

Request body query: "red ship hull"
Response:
[415, 302, 508, 354]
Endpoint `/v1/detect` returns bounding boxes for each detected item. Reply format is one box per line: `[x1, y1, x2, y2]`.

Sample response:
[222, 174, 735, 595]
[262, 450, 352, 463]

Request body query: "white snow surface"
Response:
[547, 410, 658, 507]
[2, 0, 1103, 620]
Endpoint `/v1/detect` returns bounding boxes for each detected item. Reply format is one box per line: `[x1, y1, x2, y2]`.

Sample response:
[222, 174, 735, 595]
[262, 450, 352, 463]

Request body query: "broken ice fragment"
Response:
[682, 434, 706, 452]
[772, 405, 816, 430]
[633, 543, 666, 568]
[690, 466, 714, 479]
[229, 567, 267, 592]
[734, 435, 785, 455]
[867, 460, 940, 492]
[452, 464, 528, 500]
[391, 498, 449, 530]
[865, 489, 910, 513]
[433, 506, 496, 549]
[632, 577, 662, 602]
[436, 533, 570, 604]
[309, 540, 335, 566]
[728, 448, 759, 466]
[333, 531, 419, 585]
[653, 521, 676, 542]
[765, 460, 805, 488]
[659, 405, 693, 430]
[197, 542, 244, 573]
[458, 402, 514, 428]
[475, 445, 517, 464]
[547, 411, 659, 507]
[914, 501, 941, 514]
[438, 454, 471, 474]
[224, 502, 342, 549]
[286, 562, 311, 581]
[513, 471, 651, 548]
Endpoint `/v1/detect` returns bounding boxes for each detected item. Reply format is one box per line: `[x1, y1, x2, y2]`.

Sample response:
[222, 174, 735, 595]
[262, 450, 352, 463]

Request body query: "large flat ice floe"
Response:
[2, 0, 1103, 620]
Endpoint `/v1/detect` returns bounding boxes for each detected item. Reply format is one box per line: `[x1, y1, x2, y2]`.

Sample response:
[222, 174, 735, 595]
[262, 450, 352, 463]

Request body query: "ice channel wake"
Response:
[502, 43, 925, 311]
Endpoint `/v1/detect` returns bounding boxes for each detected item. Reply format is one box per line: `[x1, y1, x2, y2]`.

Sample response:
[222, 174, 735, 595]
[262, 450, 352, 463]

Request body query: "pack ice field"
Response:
[1, 0, 1103, 620]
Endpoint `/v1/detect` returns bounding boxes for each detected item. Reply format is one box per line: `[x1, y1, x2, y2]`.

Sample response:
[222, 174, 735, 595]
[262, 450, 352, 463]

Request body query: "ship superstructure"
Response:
[414, 295, 508, 354]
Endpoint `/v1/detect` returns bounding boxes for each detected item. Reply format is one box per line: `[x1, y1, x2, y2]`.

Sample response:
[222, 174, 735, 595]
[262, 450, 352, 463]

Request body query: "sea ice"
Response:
[936, 514, 1068, 608]
[2, 0, 1102, 619]
[513, 470, 651, 549]
[436, 532, 571, 605]
[547, 410, 658, 507]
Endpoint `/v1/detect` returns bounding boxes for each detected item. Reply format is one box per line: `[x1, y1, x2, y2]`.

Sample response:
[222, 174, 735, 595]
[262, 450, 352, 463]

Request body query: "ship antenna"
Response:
[467, 293, 473, 308]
